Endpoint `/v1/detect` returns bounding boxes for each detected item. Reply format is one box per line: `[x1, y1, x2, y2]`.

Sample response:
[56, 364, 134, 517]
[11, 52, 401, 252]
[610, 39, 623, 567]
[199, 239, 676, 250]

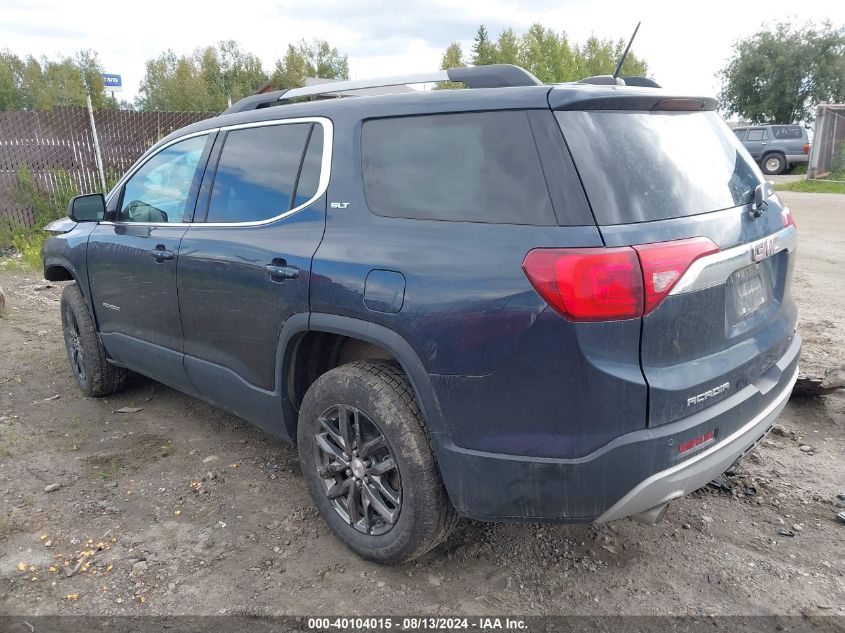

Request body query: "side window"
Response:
[733, 129, 747, 141]
[206, 123, 312, 224]
[747, 129, 767, 142]
[118, 135, 208, 223]
[362, 111, 556, 225]
[292, 125, 324, 208]
[772, 125, 802, 140]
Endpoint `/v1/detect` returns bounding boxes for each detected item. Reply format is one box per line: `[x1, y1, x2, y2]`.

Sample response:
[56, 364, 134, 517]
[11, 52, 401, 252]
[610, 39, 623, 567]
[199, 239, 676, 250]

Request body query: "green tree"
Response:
[0, 50, 109, 111]
[518, 24, 574, 83]
[270, 39, 349, 90]
[575, 36, 648, 79]
[0, 50, 26, 110]
[471, 25, 497, 65]
[719, 21, 845, 123]
[495, 29, 520, 66]
[197, 41, 268, 109]
[439, 24, 649, 86]
[137, 51, 205, 111]
[138, 41, 269, 111]
[436, 42, 465, 89]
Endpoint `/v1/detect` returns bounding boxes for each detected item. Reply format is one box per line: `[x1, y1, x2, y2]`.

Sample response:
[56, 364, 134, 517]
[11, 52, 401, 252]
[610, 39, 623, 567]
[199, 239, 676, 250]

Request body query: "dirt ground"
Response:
[1, 190, 843, 617]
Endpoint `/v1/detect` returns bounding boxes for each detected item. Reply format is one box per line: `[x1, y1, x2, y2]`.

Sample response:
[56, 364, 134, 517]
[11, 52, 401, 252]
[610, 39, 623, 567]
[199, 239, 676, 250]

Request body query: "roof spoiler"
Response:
[223, 64, 543, 115]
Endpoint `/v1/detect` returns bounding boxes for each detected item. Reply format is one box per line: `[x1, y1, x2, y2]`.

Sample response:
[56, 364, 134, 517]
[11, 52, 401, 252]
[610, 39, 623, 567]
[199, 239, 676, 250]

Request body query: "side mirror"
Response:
[68, 193, 106, 222]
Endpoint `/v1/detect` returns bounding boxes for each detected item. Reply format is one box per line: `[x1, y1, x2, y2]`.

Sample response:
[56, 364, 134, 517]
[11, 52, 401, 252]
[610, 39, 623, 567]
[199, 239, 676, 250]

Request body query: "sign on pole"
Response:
[102, 73, 122, 93]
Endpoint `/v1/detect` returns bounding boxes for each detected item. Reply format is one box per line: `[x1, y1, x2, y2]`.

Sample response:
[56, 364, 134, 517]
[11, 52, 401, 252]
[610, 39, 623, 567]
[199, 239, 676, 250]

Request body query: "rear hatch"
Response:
[551, 96, 798, 426]
[771, 124, 810, 157]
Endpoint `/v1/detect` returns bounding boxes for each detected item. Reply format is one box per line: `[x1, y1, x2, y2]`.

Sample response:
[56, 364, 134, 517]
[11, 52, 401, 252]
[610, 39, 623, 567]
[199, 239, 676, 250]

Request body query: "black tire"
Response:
[761, 153, 786, 175]
[60, 284, 129, 397]
[297, 360, 457, 564]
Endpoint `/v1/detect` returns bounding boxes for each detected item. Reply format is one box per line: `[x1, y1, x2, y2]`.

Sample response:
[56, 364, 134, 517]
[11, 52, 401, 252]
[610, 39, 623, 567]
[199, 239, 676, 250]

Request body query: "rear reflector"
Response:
[523, 237, 719, 322]
[678, 429, 715, 454]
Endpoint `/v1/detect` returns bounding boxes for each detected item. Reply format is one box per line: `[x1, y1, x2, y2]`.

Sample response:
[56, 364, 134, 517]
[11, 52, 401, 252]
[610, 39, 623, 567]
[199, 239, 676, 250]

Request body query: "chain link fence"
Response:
[808, 103, 845, 180]
[0, 106, 214, 234]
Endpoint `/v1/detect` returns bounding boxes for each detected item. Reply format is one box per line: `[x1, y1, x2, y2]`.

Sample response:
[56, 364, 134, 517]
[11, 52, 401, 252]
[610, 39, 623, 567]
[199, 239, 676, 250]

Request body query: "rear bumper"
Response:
[595, 360, 797, 522]
[785, 154, 809, 164]
[434, 334, 800, 522]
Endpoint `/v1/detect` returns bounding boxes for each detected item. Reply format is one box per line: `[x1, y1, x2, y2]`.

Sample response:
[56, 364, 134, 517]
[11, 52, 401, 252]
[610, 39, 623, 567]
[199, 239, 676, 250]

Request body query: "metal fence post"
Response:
[808, 105, 825, 179]
[86, 94, 107, 192]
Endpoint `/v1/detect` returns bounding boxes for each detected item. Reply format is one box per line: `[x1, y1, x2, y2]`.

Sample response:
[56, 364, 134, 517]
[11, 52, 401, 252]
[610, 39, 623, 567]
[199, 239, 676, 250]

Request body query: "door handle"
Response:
[264, 260, 300, 281]
[760, 142, 767, 145]
[149, 245, 175, 262]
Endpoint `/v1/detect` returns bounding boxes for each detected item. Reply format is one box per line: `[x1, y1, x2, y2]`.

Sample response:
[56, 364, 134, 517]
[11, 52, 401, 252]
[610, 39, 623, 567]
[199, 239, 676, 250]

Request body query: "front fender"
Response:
[40, 223, 97, 323]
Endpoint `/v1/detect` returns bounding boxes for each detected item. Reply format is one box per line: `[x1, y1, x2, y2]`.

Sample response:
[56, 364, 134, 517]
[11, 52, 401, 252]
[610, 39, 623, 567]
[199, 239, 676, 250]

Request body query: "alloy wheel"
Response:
[63, 306, 86, 383]
[313, 404, 401, 535]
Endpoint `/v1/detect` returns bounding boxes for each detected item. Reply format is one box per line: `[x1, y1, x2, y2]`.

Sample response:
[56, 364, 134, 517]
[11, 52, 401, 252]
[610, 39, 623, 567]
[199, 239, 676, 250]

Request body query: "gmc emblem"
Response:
[752, 236, 777, 262]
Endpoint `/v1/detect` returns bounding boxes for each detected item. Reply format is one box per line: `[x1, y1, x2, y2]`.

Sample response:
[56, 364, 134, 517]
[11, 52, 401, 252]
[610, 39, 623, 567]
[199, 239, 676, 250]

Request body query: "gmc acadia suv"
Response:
[41, 65, 800, 564]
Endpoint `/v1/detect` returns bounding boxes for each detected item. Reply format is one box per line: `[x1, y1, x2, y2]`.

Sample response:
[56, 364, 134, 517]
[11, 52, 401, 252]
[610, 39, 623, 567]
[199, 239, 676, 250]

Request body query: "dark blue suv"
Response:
[42, 65, 800, 563]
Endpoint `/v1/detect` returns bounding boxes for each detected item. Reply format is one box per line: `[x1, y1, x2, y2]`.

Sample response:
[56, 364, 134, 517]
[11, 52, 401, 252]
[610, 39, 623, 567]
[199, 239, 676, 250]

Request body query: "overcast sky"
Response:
[3, 0, 845, 103]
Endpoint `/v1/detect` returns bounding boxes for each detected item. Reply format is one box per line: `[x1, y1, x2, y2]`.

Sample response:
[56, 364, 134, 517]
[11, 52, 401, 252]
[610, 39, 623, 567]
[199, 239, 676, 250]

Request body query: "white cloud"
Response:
[2, 0, 844, 102]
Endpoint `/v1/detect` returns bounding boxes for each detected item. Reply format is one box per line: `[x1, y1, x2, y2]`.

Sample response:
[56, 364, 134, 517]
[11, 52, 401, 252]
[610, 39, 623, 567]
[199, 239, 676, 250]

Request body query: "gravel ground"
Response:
[0, 191, 843, 616]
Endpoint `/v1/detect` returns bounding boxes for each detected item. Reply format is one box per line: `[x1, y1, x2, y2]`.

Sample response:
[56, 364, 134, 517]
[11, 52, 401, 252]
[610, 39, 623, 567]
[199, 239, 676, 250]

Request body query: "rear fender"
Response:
[277, 312, 445, 441]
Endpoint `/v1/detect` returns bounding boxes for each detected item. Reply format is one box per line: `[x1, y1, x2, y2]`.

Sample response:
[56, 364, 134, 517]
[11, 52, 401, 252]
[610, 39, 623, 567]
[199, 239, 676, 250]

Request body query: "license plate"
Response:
[728, 264, 771, 319]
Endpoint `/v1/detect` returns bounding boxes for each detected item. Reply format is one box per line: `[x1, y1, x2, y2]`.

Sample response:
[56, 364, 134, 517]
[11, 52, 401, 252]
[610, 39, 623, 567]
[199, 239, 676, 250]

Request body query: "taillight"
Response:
[522, 237, 719, 322]
[633, 237, 720, 315]
[782, 206, 796, 228]
[803, 143, 810, 154]
[522, 248, 643, 321]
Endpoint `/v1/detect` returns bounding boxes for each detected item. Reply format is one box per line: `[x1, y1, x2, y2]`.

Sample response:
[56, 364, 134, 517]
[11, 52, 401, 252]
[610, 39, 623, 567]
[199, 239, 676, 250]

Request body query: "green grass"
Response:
[84, 455, 125, 481]
[10, 231, 46, 269]
[775, 179, 845, 194]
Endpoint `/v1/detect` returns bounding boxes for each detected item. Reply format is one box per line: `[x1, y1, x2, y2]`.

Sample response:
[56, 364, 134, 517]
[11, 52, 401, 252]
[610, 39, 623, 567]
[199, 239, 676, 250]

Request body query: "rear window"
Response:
[771, 125, 804, 140]
[362, 111, 556, 225]
[555, 111, 762, 225]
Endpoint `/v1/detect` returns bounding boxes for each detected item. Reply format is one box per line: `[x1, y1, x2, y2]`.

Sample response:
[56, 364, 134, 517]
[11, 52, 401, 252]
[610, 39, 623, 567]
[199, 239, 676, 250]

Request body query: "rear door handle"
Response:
[150, 245, 175, 262]
[264, 260, 300, 281]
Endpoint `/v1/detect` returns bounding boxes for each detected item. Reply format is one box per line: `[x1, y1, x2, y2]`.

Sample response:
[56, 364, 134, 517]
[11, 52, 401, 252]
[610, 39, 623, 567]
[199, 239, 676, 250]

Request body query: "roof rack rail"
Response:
[578, 75, 662, 88]
[223, 64, 543, 114]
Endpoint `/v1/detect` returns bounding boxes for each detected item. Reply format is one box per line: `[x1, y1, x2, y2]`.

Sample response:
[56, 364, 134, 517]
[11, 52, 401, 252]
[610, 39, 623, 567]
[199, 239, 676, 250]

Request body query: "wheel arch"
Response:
[277, 313, 444, 442]
[43, 255, 98, 326]
[44, 262, 75, 282]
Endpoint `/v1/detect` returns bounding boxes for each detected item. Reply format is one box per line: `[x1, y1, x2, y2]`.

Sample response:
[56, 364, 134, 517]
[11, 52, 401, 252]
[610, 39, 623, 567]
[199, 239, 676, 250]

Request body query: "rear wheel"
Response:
[61, 284, 129, 397]
[761, 153, 786, 175]
[297, 360, 457, 563]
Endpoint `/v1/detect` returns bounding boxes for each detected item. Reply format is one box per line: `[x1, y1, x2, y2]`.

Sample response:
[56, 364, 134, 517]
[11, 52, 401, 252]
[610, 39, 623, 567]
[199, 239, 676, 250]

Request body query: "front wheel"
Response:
[761, 153, 786, 175]
[297, 360, 457, 564]
[60, 284, 129, 397]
